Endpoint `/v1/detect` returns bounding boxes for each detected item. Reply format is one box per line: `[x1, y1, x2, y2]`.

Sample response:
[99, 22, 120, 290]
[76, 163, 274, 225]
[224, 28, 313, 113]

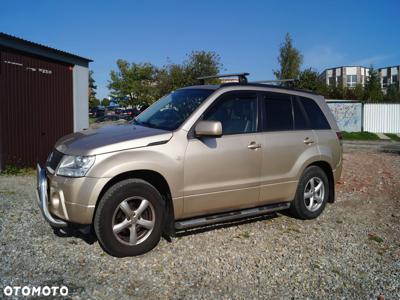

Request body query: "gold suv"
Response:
[37, 73, 343, 257]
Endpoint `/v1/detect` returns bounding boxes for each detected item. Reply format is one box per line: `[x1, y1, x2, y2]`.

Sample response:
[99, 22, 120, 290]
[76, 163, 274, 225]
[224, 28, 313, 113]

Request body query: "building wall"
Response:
[0, 46, 73, 168]
[323, 65, 399, 91]
[73, 65, 89, 131]
[379, 66, 400, 90]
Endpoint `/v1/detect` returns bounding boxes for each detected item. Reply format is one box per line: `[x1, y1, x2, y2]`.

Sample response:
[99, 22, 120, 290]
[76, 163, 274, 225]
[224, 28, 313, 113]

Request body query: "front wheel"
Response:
[290, 166, 329, 219]
[94, 179, 165, 257]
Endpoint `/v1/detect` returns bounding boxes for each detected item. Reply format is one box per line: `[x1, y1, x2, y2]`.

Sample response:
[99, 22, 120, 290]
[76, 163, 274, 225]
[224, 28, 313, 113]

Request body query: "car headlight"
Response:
[56, 155, 95, 177]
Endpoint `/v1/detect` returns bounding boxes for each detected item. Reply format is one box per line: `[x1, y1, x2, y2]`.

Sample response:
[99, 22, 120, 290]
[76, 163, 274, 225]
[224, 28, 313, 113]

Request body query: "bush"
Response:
[1, 165, 34, 176]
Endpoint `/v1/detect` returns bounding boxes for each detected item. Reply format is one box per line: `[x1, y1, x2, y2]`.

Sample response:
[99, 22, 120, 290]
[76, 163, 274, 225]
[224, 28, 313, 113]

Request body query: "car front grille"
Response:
[46, 149, 64, 173]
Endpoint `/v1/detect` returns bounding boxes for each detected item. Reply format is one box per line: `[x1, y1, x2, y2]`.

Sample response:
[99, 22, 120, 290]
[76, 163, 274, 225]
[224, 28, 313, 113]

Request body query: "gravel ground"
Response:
[1, 149, 399, 299]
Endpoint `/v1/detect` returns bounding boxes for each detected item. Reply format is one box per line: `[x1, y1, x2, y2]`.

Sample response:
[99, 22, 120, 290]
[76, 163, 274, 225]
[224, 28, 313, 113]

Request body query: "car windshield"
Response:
[133, 89, 213, 131]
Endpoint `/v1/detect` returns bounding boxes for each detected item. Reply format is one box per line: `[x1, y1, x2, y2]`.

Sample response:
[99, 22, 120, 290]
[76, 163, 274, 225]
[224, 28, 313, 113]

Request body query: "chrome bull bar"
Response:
[36, 164, 67, 227]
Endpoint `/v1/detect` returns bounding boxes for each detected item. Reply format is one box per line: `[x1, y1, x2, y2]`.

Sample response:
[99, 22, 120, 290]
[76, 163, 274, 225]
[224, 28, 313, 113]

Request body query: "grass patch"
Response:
[286, 227, 302, 233]
[341, 131, 380, 140]
[368, 234, 384, 243]
[384, 133, 400, 142]
[0, 189, 16, 195]
[89, 117, 97, 124]
[155, 265, 164, 273]
[235, 231, 250, 239]
[0, 165, 34, 176]
[331, 268, 341, 276]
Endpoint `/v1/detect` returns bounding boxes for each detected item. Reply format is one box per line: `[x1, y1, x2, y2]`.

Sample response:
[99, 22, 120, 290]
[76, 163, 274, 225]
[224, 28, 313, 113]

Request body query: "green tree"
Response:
[327, 83, 346, 100]
[184, 51, 222, 83]
[89, 70, 100, 108]
[101, 98, 110, 107]
[364, 66, 384, 102]
[273, 33, 303, 80]
[351, 84, 365, 101]
[156, 51, 222, 97]
[384, 84, 400, 102]
[294, 68, 325, 93]
[155, 63, 187, 97]
[108, 60, 158, 107]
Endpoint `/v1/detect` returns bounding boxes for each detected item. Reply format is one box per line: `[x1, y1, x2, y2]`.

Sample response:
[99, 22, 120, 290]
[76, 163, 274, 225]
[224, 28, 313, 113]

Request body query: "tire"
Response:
[94, 179, 165, 257]
[289, 166, 329, 219]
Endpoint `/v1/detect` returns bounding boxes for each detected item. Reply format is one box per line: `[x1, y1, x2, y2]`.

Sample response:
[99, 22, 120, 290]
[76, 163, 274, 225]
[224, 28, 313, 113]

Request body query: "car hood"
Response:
[55, 124, 173, 156]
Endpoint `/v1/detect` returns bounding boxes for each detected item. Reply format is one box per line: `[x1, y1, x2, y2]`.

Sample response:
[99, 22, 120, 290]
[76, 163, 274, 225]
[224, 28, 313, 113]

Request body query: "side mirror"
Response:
[195, 120, 222, 137]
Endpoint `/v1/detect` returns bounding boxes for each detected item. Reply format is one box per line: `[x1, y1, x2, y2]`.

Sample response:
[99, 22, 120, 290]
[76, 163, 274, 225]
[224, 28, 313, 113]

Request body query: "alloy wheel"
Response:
[112, 196, 155, 246]
[303, 177, 325, 212]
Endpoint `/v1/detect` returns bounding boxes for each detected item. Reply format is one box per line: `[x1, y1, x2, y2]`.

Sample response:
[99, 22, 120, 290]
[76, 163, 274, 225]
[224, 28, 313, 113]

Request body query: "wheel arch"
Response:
[306, 160, 335, 203]
[94, 169, 176, 235]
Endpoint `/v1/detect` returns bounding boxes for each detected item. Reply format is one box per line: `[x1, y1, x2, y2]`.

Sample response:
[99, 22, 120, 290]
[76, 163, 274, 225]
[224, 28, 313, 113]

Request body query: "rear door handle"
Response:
[304, 137, 314, 145]
[248, 142, 261, 150]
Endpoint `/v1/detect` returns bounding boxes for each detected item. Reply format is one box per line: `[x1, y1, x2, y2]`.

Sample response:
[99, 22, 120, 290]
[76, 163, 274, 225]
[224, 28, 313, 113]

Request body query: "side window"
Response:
[263, 93, 293, 131]
[293, 98, 309, 130]
[300, 97, 331, 130]
[204, 93, 257, 135]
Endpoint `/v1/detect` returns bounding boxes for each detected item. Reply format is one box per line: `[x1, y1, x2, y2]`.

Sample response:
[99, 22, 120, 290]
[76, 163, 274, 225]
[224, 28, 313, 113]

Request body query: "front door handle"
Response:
[304, 137, 314, 145]
[248, 142, 261, 150]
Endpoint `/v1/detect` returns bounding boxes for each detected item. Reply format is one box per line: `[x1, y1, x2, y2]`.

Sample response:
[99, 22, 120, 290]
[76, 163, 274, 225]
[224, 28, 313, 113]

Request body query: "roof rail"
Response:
[197, 73, 249, 85]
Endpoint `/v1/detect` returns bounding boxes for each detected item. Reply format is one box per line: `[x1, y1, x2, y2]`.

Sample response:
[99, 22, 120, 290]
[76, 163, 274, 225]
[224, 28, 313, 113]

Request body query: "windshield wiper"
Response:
[133, 118, 157, 129]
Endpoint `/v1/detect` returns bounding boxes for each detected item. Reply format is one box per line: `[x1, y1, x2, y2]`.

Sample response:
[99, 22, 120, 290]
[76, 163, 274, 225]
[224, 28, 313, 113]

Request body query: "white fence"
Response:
[327, 100, 400, 133]
[364, 104, 400, 133]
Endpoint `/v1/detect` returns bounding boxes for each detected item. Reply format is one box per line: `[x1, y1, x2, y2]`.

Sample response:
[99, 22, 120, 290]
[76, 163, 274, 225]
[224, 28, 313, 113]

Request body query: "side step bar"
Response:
[175, 202, 291, 230]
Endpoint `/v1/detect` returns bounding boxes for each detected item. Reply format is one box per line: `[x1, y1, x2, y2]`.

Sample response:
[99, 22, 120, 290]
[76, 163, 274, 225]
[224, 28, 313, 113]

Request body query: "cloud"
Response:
[351, 54, 396, 67]
[303, 46, 398, 72]
[303, 45, 345, 71]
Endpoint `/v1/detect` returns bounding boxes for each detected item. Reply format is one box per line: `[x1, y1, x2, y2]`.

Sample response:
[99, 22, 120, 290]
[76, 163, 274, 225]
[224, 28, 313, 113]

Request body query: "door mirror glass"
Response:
[195, 121, 222, 137]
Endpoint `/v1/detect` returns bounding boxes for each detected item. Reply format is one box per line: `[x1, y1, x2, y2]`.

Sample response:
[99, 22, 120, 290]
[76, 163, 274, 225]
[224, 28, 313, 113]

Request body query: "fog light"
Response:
[50, 193, 61, 210]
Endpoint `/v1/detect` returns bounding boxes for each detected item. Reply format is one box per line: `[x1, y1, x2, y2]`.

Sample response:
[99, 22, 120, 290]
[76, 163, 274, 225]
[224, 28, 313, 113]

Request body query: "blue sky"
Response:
[1, 0, 399, 99]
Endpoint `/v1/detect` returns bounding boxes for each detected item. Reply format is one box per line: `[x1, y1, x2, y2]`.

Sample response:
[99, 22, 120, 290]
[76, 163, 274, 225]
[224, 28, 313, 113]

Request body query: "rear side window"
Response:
[263, 93, 293, 131]
[293, 98, 309, 130]
[300, 97, 331, 129]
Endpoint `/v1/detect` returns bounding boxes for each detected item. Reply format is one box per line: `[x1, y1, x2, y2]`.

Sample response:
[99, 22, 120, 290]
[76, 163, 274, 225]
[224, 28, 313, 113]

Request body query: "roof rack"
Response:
[197, 73, 249, 85]
[251, 79, 296, 86]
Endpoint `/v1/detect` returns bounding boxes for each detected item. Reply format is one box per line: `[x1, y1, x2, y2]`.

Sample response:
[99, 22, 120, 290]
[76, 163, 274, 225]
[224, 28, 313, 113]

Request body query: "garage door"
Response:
[0, 46, 73, 169]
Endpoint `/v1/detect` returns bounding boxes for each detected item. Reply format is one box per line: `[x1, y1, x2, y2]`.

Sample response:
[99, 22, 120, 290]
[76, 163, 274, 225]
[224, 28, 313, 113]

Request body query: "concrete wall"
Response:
[73, 65, 89, 131]
[327, 101, 363, 132]
[327, 100, 400, 133]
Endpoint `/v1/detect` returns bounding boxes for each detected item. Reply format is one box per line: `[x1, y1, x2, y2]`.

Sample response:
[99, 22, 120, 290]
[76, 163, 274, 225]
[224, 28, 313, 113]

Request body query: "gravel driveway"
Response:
[1, 149, 399, 299]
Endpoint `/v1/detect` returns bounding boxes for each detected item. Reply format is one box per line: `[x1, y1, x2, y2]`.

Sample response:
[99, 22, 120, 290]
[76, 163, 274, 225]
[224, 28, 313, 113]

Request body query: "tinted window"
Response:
[205, 93, 257, 135]
[293, 98, 309, 130]
[263, 93, 293, 131]
[300, 97, 331, 129]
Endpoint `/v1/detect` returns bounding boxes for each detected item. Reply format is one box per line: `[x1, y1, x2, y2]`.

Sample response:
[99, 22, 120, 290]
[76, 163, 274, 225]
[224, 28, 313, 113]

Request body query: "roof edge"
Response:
[0, 32, 92, 66]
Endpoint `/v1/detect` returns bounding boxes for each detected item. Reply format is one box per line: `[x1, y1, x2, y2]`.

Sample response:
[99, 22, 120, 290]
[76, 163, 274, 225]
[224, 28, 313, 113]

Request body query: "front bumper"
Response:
[36, 164, 109, 226]
[36, 164, 68, 227]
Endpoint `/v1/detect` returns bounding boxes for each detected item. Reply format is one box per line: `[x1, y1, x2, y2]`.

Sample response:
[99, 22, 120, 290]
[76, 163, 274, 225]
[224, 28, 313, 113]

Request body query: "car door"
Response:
[183, 92, 263, 218]
[258, 92, 319, 204]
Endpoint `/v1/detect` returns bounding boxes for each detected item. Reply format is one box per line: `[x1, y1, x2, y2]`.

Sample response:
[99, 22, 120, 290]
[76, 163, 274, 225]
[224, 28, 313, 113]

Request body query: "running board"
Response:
[175, 202, 290, 230]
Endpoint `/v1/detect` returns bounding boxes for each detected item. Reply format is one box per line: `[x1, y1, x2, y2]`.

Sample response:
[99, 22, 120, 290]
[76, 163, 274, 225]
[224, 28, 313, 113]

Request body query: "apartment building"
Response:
[378, 65, 400, 91]
[321, 65, 400, 91]
[320, 66, 370, 88]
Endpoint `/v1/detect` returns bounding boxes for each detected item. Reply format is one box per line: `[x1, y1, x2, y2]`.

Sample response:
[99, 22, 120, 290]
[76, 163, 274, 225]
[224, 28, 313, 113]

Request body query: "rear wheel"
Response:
[94, 179, 165, 257]
[290, 166, 329, 219]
